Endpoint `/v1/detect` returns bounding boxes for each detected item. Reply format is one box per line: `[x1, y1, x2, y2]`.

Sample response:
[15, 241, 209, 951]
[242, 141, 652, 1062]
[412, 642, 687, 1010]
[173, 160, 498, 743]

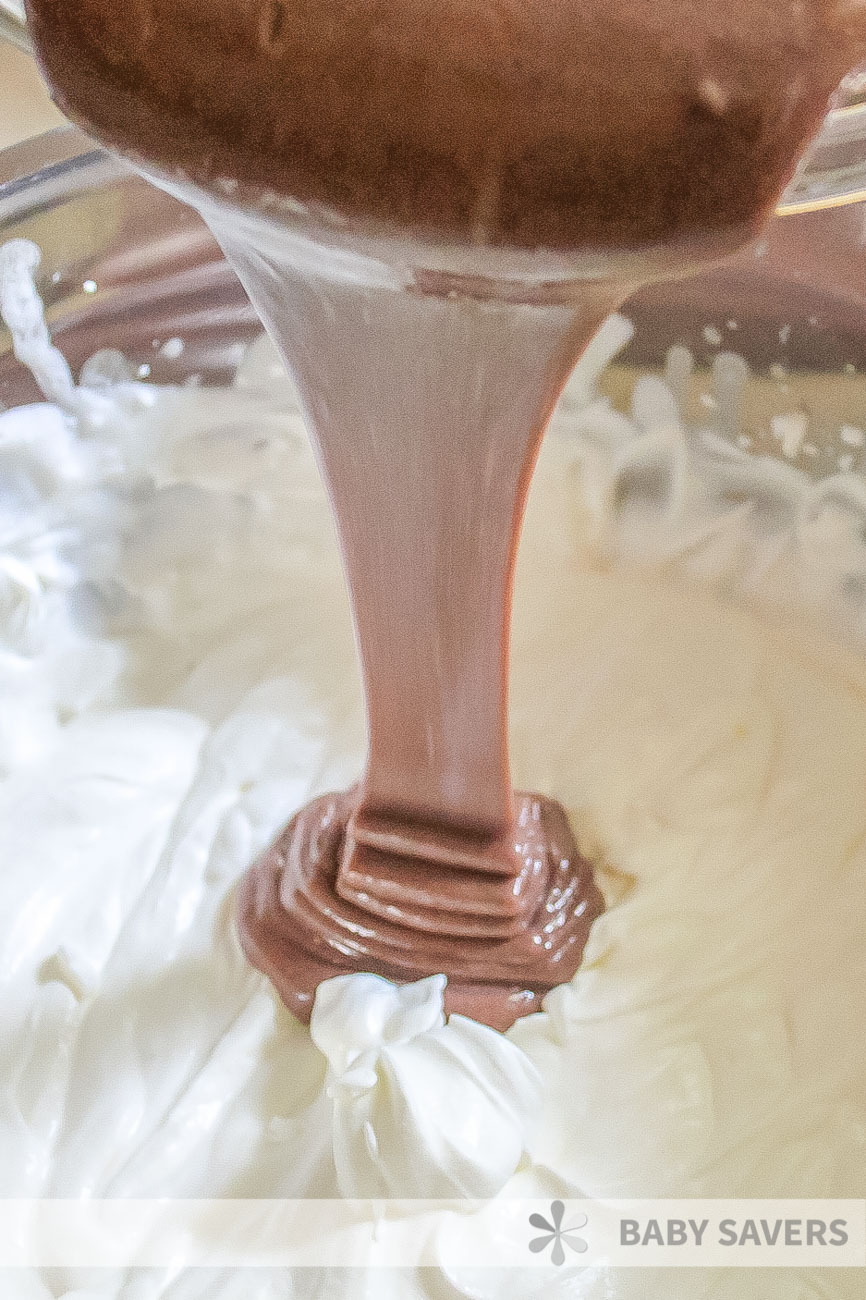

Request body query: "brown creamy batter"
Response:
[24, 0, 866, 1027]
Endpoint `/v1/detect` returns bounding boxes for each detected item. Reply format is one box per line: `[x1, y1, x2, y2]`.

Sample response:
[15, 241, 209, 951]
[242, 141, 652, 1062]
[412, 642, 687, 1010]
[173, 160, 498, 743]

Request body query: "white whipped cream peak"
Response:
[310, 973, 543, 1199]
[311, 972, 447, 1085]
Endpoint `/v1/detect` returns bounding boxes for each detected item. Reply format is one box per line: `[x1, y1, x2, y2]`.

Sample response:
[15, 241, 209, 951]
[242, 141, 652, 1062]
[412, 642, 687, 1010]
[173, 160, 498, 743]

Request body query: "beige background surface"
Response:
[1, 39, 66, 149]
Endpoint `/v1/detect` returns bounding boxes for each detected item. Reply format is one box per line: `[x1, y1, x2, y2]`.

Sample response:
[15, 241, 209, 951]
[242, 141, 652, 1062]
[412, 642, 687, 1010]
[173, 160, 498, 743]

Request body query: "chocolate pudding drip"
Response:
[206, 212, 610, 1028]
[202, 213, 605, 1024]
[23, 0, 866, 1027]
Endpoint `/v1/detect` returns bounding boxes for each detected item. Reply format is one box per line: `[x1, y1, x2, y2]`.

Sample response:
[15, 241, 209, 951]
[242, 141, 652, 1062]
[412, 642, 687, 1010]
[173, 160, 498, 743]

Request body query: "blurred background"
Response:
[0, 4, 64, 148]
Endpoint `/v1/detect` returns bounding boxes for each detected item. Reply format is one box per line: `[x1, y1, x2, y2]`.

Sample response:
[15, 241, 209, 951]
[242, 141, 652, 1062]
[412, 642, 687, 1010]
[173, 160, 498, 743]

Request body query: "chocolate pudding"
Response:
[24, 0, 866, 250]
[23, 0, 866, 1027]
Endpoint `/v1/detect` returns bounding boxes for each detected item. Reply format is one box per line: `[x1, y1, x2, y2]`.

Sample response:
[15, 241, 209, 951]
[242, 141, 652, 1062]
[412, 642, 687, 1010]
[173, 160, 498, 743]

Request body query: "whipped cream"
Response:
[1, 242, 865, 1299]
[311, 972, 542, 1198]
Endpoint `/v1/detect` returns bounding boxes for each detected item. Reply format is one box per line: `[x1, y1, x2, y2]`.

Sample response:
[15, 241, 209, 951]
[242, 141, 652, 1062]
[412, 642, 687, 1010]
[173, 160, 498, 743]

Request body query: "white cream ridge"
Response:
[1, 241, 865, 1300]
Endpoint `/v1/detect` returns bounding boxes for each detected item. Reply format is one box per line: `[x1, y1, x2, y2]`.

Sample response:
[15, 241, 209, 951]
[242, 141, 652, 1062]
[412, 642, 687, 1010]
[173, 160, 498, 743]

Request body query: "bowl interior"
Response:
[2, 133, 866, 490]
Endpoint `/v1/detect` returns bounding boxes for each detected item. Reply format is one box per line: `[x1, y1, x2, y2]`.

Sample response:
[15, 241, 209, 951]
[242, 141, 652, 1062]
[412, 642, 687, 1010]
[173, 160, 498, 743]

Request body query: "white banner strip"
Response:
[0, 1199, 863, 1269]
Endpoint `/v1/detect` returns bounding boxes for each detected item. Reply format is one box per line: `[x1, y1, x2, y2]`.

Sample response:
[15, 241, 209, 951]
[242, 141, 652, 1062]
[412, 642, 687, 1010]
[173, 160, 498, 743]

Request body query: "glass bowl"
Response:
[3, 126, 866, 483]
[0, 128, 261, 405]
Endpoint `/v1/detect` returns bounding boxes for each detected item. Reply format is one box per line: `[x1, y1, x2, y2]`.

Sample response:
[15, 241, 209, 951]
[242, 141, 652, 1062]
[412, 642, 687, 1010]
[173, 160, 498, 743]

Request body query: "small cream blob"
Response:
[311, 973, 543, 1198]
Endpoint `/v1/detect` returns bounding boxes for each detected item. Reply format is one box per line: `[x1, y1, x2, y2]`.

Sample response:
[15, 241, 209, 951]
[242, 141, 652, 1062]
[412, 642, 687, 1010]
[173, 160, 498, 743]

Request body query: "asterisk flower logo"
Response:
[529, 1200, 589, 1266]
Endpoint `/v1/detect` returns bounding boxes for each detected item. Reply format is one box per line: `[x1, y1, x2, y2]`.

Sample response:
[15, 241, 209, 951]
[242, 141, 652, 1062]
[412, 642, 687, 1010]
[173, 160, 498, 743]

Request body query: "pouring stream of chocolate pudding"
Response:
[202, 208, 615, 1028]
[24, 0, 866, 1028]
